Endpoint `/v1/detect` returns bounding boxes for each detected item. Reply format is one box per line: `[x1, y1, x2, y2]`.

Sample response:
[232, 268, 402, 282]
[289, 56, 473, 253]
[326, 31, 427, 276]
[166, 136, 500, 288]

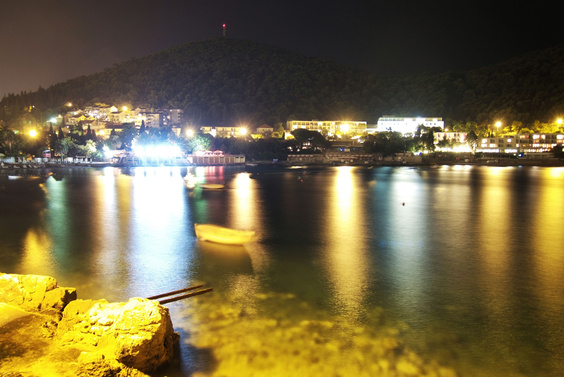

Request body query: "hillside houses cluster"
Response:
[60, 105, 183, 138]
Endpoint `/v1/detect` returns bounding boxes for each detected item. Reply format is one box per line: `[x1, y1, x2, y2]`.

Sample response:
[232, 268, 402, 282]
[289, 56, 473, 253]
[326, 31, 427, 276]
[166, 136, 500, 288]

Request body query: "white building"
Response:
[375, 117, 444, 135]
[286, 120, 367, 136]
[434, 132, 467, 144]
[163, 109, 183, 126]
[477, 133, 564, 153]
[200, 126, 247, 138]
[256, 124, 274, 135]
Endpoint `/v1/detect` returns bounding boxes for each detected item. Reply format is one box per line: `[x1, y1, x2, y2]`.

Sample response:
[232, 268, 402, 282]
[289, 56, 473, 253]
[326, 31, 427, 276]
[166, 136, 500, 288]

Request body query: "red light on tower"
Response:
[222, 23, 226, 37]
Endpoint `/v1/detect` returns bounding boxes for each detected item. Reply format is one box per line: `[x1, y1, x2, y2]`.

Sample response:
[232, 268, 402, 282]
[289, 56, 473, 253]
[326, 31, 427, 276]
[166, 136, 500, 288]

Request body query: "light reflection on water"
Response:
[1, 165, 563, 376]
[323, 166, 369, 320]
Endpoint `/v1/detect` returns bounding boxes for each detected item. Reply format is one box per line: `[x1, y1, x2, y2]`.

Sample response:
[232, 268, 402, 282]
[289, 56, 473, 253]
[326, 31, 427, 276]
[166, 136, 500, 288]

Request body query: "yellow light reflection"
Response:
[228, 172, 259, 233]
[476, 168, 512, 335]
[20, 228, 54, 276]
[89, 167, 130, 297]
[228, 172, 269, 269]
[531, 168, 564, 355]
[225, 172, 270, 306]
[324, 167, 368, 319]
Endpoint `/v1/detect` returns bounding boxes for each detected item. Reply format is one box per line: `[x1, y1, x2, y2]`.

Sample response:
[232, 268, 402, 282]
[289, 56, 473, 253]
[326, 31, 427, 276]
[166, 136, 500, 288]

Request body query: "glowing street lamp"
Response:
[29, 130, 37, 138]
[495, 121, 502, 135]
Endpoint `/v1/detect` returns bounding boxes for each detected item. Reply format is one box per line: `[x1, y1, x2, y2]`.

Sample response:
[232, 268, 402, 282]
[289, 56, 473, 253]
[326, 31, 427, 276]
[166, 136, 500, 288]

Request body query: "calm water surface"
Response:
[1, 165, 563, 376]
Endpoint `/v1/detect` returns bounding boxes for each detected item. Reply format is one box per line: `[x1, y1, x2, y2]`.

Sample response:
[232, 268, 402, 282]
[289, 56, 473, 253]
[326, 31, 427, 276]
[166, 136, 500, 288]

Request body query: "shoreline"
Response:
[1, 157, 564, 171]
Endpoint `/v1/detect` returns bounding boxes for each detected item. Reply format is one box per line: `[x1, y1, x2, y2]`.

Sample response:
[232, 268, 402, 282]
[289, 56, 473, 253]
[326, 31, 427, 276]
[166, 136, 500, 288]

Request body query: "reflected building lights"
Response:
[531, 168, 564, 357]
[43, 178, 71, 260]
[91, 167, 124, 291]
[324, 167, 368, 319]
[20, 228, 54, 276]
[384, 169, 429, 317]
[127, 167, 191, 295]
[229, 173, 256, 229]
[476, 168, 514, 341]
[225, 171, 269, 304]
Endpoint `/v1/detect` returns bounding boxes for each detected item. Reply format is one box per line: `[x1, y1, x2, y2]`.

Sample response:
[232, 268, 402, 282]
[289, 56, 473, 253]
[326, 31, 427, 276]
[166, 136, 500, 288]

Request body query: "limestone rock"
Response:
[56, 297, 178, 373]
[0, 273, 76, 314]
[77, 352, 150, 377]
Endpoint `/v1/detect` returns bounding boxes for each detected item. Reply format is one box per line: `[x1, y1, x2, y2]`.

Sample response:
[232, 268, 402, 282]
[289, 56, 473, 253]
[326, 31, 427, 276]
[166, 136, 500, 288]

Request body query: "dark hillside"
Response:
[436, 45, 564, 124]
[1, 39, 564, 128]
[0, 38, 375, 127]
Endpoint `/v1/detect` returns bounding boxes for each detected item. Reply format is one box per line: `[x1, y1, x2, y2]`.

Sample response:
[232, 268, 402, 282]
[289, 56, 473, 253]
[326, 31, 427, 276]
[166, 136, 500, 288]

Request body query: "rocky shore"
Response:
[0, 273, 178, 377]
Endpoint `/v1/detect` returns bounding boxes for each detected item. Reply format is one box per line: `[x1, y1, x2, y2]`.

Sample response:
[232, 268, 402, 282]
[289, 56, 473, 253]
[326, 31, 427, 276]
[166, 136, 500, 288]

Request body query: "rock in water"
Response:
[56, 297, 178, 373]
[0, 273, 76, 315]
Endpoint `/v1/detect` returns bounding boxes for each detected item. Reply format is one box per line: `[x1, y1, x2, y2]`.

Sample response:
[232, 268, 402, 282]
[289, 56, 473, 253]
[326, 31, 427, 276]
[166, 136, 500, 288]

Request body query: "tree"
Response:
[467, 130, 478, 151]
[119, 123, 138, 150]
[291, 129, 328, 152]
[416, 125, 441, 152]
[79, 140, 98, 159]
[0, 127, 24, 156]
[54, 138, 72, 159]
[48, 123, 57, 149]
[186, 133, 212, 153]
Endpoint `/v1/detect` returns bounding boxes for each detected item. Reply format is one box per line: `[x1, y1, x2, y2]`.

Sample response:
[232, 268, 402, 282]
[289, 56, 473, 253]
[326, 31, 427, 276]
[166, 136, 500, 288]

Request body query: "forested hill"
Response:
[423, 44, 564, 125]
[1, 38, 564, 128]
[0, 38, 377, 127]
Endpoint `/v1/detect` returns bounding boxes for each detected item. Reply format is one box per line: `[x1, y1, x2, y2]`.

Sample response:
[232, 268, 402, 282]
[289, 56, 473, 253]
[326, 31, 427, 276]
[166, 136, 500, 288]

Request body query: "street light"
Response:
[28, 130, 38, 159]
[495, 121, 502, 136]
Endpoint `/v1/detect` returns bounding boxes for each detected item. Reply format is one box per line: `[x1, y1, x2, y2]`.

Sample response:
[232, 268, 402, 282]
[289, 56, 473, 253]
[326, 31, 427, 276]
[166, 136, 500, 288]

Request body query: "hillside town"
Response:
[56, 104, 564, 153]
[1, 102, 564, 166]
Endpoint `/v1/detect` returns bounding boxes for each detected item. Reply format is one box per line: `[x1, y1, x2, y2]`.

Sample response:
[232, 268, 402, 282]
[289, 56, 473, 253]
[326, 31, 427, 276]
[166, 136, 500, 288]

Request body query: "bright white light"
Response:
[103, 146, 114, 158]
[133, 143, 182, 160]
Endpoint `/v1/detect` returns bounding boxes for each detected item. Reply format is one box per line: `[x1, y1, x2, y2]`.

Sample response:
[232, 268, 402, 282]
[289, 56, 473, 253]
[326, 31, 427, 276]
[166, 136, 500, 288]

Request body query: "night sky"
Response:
[1, 0, 562, 97]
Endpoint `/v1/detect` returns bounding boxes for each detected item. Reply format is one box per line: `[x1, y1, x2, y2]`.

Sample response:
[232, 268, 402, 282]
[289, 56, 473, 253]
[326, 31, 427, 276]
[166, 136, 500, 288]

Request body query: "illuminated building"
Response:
[286, 120, 367, 136]
[188, 150, 245, 165]
[434, 132, 467, 144]
[375, 116, 444, 135]
[476, 133, 564, 153]
[199, 126, 248, 138]
[256, 124, 274, 135]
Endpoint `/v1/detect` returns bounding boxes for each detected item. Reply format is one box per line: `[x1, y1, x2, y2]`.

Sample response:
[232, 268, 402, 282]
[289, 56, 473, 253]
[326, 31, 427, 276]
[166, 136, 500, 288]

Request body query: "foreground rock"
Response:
[0, 273, 178, 376]
[56, 298, 178, 374]
[0, 273, 76, 318]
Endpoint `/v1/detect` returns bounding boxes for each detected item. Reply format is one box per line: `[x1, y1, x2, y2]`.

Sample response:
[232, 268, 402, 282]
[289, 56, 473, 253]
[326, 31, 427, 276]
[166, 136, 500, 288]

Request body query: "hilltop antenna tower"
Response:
[222, 23, 226, 38]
